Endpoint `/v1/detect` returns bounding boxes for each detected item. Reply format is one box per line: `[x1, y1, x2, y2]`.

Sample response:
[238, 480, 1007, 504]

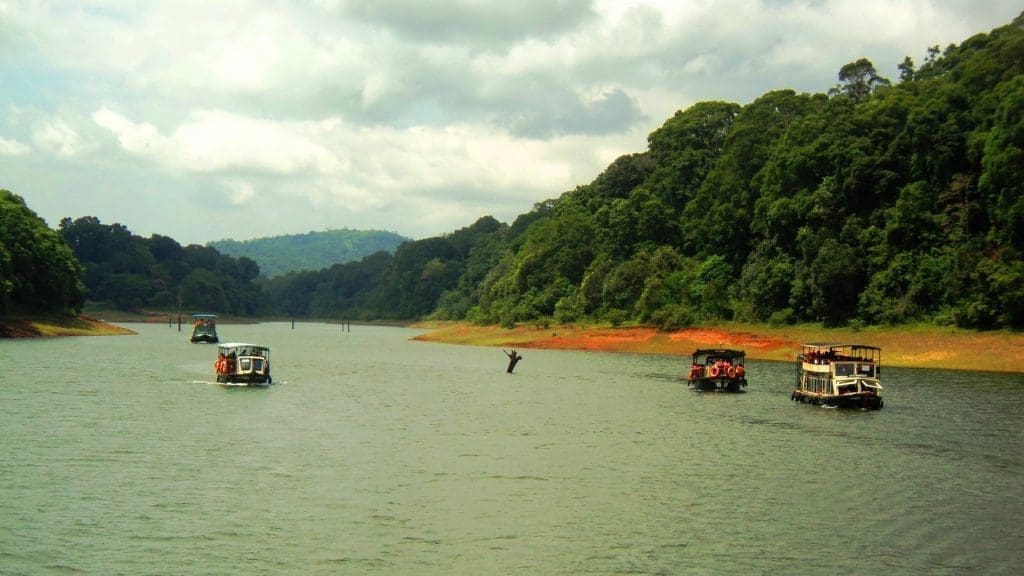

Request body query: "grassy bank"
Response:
[412, 321, 1024, 373]
[0, 314, 136, 338]
[7, 312, 1020, 373]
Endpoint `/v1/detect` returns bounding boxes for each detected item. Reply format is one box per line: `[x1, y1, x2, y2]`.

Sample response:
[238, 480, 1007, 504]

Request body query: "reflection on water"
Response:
[1, 322, 1022, 575]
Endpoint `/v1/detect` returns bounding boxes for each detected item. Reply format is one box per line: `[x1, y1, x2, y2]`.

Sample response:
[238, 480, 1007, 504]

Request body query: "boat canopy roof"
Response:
[800, 343, 881, 364]
[801, 343, 881, 351]
[218, 342, 269, 351]
[693, 348, 746, 360]
[193, 313, 218, 319]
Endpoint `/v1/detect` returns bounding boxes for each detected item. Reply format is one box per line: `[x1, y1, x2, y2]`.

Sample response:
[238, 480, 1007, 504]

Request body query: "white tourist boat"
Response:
[214, 342, 272, 387]
[793, 343, 883, 409]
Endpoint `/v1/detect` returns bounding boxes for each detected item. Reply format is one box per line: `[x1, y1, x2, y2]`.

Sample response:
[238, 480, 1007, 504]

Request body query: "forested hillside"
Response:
[259, 216, 506, 320]
[209, 229, 409, 277]
[262, 13, 1024, 329]
[8, 15, 1022, 331]
[58, 216, 263, 315]
[0, 190, 84, 316]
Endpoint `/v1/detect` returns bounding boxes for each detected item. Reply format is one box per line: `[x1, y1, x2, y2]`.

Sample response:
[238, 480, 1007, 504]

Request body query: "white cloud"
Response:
[87, 102, 629, 234]
[1, 0, 1021, 244]
[226, 181, 255, 205]
[0, 136, 30, 156]
[31, 118, 91, 157]
[92, 108, 165, 156]
[93, 107, 342, 175]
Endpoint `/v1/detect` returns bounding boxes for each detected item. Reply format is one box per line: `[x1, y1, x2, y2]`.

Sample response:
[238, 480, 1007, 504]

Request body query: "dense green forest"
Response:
[0, 190, 84, 316]
[259, 216, 507, 319]
[57, 216, 264, 315]
[264, 14, 1024, 330]
[7, 15, 1023, 331]
[209, 229, 410, 278]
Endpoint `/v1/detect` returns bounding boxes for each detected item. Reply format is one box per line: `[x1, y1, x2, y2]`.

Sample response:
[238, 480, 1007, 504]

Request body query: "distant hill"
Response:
[209, 229, 411, 277]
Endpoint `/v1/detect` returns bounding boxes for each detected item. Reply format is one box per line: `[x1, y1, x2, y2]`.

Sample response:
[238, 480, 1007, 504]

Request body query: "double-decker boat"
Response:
[190, 313, 219, 343]
[214, 343, 272, 387]
[687, 348, 748, 392]
[793, 343, 883, 409]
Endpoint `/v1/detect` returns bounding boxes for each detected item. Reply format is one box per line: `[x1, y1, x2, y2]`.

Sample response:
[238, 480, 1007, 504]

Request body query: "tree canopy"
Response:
[208, 229, 410, 278]
[0, 190, 84, 316]
[9, 13, 1024, 331]
[266, 13, 1023, 330]
[58, 216, 263, 315]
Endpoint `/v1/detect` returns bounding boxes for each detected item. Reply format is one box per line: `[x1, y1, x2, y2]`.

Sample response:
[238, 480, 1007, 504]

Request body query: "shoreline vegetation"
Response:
[411, 321, 1024, 374]
[0, 315, 136, 338]
[4, 313, 1023, 373]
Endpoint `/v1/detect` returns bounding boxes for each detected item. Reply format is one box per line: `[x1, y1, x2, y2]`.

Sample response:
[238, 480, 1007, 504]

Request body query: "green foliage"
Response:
[648, 303, 694, 331]
[255, 14, 1024, 330]
[209, 229, 410, 277]
[0, 190, 85, 315]
[979, 76, 1024, 250]
[830, 58, 892, 101]
[739, 243, 795, 321]
[689, 255, 734, 321]
[258, 216, 509, 321]
[58, 216, 262, 315]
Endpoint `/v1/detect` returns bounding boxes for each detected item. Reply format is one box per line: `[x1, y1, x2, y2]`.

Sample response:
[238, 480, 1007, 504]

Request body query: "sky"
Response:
[1, 1, 1020, 246]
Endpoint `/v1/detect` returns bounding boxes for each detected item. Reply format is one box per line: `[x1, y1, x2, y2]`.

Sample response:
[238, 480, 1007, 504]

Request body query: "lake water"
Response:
[1, 322, 1022, 575]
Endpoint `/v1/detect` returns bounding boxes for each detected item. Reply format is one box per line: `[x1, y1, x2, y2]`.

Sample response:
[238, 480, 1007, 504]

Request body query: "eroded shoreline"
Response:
[412, 321, 1024, 373]
[5, 315, 1022, 373]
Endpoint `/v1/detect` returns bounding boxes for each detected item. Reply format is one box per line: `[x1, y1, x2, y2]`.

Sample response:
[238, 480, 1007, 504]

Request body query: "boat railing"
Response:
[801, 361, 831, 373]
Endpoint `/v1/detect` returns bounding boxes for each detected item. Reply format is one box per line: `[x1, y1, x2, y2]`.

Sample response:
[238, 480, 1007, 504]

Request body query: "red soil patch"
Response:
[669, 328, 795, 352]
[414, 323, 798, 360]
[526, 326, 795, 356]
[526, 328, 659, 353]
[413, 322, 1024, 372]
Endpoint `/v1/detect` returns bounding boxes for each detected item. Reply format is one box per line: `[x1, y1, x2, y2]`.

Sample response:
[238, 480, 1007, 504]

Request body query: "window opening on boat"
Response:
[835, 363, 855, 377]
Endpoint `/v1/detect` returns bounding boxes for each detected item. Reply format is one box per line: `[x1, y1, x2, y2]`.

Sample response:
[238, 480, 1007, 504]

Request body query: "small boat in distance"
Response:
[190, 313, 219, 343]
[688, 348, 748, 392]
[214, 343, 272, 387]
[793, 343, 883, 409]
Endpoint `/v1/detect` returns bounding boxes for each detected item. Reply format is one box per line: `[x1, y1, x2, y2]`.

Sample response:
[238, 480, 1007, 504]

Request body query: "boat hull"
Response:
[191, 334, 219, 343]
[216, 374, 272, 387]
[791, 390, 883, 410]
[690, 377, 747, 392]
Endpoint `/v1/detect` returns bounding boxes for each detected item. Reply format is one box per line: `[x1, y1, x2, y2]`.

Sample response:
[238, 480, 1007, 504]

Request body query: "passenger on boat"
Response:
[221, 353, 233, 373]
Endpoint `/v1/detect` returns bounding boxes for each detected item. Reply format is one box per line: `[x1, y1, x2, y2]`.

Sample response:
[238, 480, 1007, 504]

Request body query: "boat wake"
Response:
[188, 380, 286, 387]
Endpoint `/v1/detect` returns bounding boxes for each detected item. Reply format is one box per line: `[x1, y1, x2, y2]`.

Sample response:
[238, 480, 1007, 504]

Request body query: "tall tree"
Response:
[1, 191, 85, 315]
[831, 58, 891, 101]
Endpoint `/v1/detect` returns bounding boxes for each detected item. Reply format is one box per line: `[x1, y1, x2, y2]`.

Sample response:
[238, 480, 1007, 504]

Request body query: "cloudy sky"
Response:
[1, 1, 1019, 245]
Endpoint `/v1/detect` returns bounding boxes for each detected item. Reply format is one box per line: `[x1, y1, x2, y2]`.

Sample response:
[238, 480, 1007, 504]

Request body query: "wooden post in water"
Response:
[291, 317, 295, 329]
[168, 314, 172, 327]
